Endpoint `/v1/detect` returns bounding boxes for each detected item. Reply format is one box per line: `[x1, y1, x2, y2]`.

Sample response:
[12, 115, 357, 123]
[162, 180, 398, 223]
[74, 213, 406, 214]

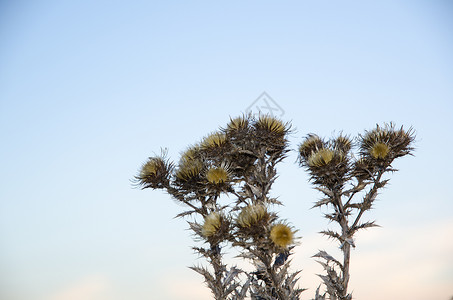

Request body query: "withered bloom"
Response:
[254, 115, 290, 156]
[270, 223, 294, 249]
[235, 204, 274, 242]
[136, 156, 172, 189]
[299, 138, 349, 189]
[201, 212, 230, 244]
[237, 204, 269, 228]
[296, 122, 415, 300]
[359, 123, 415, 163]
[201, 132, 228, 150]
[255, 115, 287, 136]
[175, 158, 203, 181]
[226, 116, 249, 132]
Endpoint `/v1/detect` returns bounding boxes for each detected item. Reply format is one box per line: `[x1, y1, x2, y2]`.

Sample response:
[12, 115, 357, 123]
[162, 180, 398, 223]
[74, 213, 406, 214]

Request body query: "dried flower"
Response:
[201, 132, 228, 149]
[334, 135, 352, 154]
[140, 158, 159, 178]
[299, 134, 324, 160]
[308, 149, 335, 167]
[206, 166, 229, 184]
[299, 136, 350, 189]
[180, 145, 201, 162]
[176, 158, 203, 181]
[227, 116, 249, 132]
[237, 204, 269, 228]
[202, 212, 222, 237]
[270, 224, 294, 248]
[255, 115, 286, 135]
[136, 156, 172, 188]
[370, 142, 390, 159]
[359, 123, 415, 162]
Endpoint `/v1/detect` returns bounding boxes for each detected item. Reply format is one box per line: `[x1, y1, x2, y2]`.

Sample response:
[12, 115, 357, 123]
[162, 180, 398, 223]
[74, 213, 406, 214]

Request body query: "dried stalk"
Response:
[135, 114, 303, 299]
[298, 124, 415, 300]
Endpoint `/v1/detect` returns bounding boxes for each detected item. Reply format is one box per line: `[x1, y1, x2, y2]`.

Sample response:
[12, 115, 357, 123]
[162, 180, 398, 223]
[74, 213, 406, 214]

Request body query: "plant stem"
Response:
[210, 243, 226, 300]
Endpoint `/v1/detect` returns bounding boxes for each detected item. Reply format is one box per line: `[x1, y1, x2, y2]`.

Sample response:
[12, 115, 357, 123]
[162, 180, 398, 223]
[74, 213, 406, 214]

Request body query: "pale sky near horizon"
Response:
[1, 1, 452, 300]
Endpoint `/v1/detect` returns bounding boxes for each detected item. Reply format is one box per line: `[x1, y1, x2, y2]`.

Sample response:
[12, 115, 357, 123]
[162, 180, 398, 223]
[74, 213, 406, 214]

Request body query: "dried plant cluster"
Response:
[135, 116, 415, 300]
[136, 115, 302, 300]
[297, 123, 415, 300]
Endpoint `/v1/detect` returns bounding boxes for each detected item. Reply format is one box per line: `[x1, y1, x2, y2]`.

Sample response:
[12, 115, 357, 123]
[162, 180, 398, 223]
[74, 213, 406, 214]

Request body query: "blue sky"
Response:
[1, 1, 452, 299]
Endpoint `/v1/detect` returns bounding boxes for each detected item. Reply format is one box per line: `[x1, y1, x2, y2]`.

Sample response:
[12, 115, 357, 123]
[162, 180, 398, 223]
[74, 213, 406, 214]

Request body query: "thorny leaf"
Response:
[314, 186, 334, 197]
[175, 210, 197, 218]
[234, 276, 251, 300]
[376, 179, 390, 188]
[313, 250, 343, 270]
[223, 267, 241, 287]
[319, 230, 343, 242]
[247, 183, 263, 198]
[312, 198, 332, 208]
[314, 285, 326, 300]
[190, 265, 215, 285]
[350, 221, 380, 234]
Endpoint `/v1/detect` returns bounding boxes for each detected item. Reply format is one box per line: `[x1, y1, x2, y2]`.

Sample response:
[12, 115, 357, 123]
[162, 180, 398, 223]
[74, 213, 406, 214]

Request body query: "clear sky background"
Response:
[1, 1, 452, 299]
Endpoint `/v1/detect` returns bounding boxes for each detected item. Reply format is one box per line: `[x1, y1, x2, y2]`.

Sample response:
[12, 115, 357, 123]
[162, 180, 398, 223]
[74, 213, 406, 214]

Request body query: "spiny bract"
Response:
[256, 115, 286, 135]
[227, 116, 249, 131]
[201, 132, 227, 149]
[176, 159, 203, 181]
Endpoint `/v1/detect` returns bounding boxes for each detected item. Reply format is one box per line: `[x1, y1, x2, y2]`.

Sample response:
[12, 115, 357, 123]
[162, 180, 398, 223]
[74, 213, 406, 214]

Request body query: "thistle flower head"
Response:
[227, 116, 249, 132]
[299, 134, 324, 160]
[140, 158, 159, 177]
[180, 145, 201, 162]
[370, 142, 390, 159]
[136, 156, 172, 189]
[270, 223, 294, 248]
[308, 148, 336, 167]
[206, 166, 230, 184]
[359, 123, 415, 162]
[201, 132, 227, 149]
[176, 158, 203, 181]
[202, 212, 222, 238]
[237, 204, 269, 228]
[334, 135, 352, 153]
[301, 138, 349, 188]
[255, 115, 287, 135]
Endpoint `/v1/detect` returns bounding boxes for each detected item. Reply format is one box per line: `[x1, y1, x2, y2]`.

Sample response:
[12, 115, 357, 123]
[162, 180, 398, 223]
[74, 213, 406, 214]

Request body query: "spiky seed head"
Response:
[270, 224, 294, 248]
[227, 116, 249, 131]
[176, 158, 203, 181]
[308, 149, 336, 167]
[237, 204, 269, 228]
[335, 135, 352, 153]
[201, 132, 227, 149]
[180, 145, 200, 162]
[202, 212, 222, 237]
[140, 158, 159, 178]
[206, 167, 229, 184]
[255, 115, 286, 135]
[359, 123, 415, 161]
[370, 142, 390, 159]
[299, 135, 324, 160]
[136, 156, 171, 188]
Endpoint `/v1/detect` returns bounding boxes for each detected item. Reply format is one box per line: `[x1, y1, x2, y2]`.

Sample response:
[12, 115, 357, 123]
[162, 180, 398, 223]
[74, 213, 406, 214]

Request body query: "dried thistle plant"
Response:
[135, 116, 415, 300]
[297, 123, 415, 300]
[135, 114, 303, 300]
